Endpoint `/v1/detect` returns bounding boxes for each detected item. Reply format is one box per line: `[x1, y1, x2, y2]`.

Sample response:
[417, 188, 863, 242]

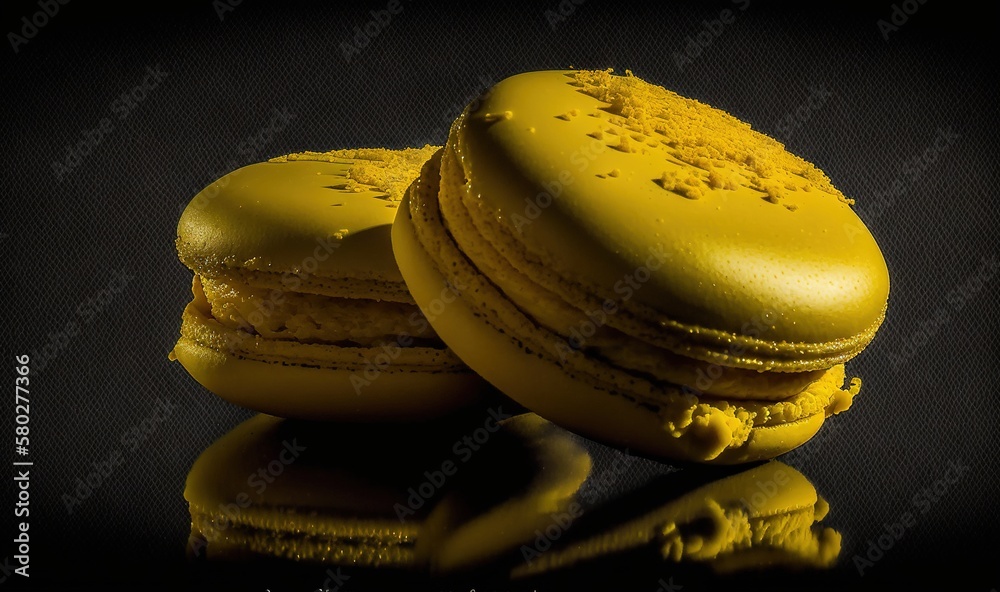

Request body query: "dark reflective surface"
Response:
[172, 411, 886, 590]
[169, 409, 998, 591]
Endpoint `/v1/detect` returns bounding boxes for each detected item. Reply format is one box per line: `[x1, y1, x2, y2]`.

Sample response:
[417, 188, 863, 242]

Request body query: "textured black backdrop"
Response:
[2, 1, 998, 590]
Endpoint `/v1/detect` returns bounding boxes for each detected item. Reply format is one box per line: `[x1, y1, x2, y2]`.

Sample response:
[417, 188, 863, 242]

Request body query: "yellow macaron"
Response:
[393, 70, 890, 462]
[172, 147, 486, 420]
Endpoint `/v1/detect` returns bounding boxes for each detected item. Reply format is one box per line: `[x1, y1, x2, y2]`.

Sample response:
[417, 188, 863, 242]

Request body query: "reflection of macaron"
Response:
[183, 412, 590, 574]
[417, 413, 591, 573]
[184, 414, 429, 567]
[171, 147, 485, 420]
[511, 460, 840, 580]
[393, 70, 890, 463]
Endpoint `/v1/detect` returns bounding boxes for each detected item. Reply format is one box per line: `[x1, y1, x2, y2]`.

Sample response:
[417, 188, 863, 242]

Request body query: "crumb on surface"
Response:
[571, 69, 852, 205]
[270, 146, 439, 202]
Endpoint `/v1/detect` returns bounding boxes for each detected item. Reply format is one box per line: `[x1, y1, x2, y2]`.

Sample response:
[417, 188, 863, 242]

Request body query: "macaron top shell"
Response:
[454, 70, 888, 352]
[177, 146, 438, 286]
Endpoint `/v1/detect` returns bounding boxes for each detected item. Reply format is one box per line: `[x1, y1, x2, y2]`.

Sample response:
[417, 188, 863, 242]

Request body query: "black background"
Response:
[2, 0, 998, 590]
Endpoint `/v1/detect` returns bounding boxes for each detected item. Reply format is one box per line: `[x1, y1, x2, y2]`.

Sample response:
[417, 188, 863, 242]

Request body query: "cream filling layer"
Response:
[198, 275, 441, 347]
[181, 275, 467, 372]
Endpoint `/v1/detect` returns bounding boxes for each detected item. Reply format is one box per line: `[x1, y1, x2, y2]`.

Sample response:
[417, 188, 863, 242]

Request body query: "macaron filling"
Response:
[180, 275, 466, 372]
[198, 275, 443, 348]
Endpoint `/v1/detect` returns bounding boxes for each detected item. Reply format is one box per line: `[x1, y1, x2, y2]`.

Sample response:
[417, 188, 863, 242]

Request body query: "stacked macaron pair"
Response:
[172, 69, 889, 464]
